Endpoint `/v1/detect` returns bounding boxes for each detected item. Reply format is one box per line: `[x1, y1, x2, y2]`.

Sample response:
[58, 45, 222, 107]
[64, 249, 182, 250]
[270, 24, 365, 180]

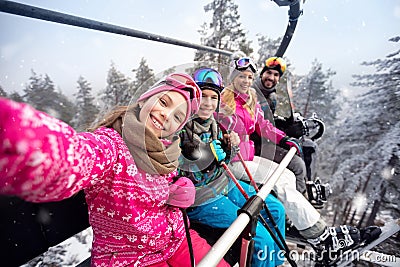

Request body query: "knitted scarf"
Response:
[254, 77, 278, 114]
[112, 104, 181, 175]
[184, 115, 219, 143]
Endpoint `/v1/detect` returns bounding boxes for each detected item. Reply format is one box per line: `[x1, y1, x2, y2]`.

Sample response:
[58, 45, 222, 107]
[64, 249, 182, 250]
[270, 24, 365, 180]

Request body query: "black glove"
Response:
[275, 117, 305, 138]
[285, 120, 306, 138]
[274, 116, 289, 130]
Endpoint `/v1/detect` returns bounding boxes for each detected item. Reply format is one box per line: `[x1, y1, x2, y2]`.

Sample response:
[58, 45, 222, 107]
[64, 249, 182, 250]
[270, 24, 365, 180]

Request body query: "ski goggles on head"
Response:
[164, 73, 202, 115]
[264, 57, 286, 75]
[234, 57, 258, 73]
[192, 68, 224, 90]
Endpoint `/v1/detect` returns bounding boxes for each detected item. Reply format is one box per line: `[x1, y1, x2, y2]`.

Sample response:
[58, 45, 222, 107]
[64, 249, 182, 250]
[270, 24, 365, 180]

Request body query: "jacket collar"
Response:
[234, 91, 250, 104]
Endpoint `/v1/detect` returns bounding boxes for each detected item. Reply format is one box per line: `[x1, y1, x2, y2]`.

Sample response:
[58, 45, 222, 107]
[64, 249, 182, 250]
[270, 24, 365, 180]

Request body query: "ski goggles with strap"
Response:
[234, 57, 258, 73]
[192, 67, 224, 91]
[164, 73, 202, 115]
[264, 57, 286, 75]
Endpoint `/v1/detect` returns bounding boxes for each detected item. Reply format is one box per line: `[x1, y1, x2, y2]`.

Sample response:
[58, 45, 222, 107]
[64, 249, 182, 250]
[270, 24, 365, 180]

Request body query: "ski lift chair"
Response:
[0, 190, 90, 267]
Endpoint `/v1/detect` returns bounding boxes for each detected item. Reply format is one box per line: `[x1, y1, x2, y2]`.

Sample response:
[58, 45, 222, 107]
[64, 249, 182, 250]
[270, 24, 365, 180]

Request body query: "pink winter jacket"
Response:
[0, 98, 185, 266]
[219, 91, 286, 162]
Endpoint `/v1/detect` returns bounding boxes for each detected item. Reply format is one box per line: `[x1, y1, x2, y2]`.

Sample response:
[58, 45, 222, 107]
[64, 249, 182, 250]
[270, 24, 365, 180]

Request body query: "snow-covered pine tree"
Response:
[0, 85, 7, 97]
[256, 35, 282, 66]
[71, 76, 99, 131]
[129, 57, 155, 101]
[1, 84, 23, 102]
[42, 244, 68, 267]
[24, 70, 74, 123]
[291, 59, 338, 123]
[194, 0, 253, 66]
[24, 244, 67, 267]
[53, 88, 75, 124]
[8, 91, 24, 102]
[328, 37, 400, 227]
[161, 66, 177, 77]
[100, 62, 131, 111]
[24, 69, 51, 112]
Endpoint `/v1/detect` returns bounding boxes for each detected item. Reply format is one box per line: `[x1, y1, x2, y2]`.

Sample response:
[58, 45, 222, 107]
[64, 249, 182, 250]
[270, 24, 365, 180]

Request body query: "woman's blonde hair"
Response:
[220, 84, 257, 118]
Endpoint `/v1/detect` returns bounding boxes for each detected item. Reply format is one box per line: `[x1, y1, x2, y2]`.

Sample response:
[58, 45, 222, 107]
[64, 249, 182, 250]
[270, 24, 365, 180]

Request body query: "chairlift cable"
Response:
[0, 1, 303, 61]
[0, 0, 232, 57]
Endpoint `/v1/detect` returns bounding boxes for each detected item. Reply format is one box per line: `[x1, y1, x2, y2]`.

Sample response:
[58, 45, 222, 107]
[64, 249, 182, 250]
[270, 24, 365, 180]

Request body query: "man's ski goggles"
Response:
[264, 57, 286, 75]
[234, 57, 258, 73]
[192, 68, 224, 90]
[164, 73, 202, 115]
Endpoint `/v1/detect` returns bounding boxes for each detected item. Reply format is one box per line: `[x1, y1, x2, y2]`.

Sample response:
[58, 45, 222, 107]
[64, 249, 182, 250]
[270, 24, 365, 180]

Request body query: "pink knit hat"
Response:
[137, 73, 202, 131]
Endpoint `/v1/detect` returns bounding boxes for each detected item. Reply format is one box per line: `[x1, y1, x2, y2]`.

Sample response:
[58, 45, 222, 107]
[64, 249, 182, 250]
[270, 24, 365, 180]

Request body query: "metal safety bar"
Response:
[0, 0, 233, 57]
[198, 147, 297, 267]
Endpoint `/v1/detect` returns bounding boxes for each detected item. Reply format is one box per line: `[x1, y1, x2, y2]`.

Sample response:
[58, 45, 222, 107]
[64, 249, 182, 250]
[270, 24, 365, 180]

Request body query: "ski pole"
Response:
[221, 162, 249, 199]
[237, 152, 260, 192]
[221, 161, 278, 238]
[220, 161, 296, 267]
[198, 147, 297, 267]
[236, 151, 297, 267]
[221, 160, 281, 237]
[220, 161, 253, 267]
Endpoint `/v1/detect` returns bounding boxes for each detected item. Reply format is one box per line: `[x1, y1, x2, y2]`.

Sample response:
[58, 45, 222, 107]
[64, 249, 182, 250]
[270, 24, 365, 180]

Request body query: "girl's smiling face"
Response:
[233, 70, 254, 94]
[139, 91, 188, 138]
[197, 89, 219, 120]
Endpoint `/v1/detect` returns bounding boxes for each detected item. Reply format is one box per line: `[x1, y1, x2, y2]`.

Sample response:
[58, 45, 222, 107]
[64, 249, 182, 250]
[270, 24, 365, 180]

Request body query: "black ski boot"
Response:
[360, 225, 382, 244]
[306, 178, 331, 209]
[307, 225, 361, 266]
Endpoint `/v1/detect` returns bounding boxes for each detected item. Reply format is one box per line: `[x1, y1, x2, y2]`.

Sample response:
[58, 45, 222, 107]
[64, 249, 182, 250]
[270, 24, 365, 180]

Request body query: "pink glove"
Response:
[167, 177, 195, 208]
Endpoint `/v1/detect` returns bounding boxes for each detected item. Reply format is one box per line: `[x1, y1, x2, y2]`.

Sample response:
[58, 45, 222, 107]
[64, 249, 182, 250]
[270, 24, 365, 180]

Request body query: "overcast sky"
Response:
[0, 0, 399, 98]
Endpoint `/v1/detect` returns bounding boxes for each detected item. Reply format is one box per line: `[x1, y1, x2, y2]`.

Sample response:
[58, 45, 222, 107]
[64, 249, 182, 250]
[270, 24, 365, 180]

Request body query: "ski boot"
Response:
[307, 225, 361, 266]
[360, 225, 382, 244]
[306, 178, 331, 209]
[308, 225, 382, 266]
[286, 219, 304, 240]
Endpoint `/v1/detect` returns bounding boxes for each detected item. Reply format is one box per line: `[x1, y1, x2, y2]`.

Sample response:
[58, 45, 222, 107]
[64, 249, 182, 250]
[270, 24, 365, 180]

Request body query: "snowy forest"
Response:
[1, 0, 399, 266]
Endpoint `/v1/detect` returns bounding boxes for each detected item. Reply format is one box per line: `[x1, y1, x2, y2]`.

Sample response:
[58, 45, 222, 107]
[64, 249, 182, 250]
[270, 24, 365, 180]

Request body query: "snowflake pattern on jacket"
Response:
[0, 98, 185, 267]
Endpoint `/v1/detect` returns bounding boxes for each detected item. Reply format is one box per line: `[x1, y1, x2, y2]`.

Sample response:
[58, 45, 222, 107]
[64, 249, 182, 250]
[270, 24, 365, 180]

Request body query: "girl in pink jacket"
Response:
[0, 73, 229, 267]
